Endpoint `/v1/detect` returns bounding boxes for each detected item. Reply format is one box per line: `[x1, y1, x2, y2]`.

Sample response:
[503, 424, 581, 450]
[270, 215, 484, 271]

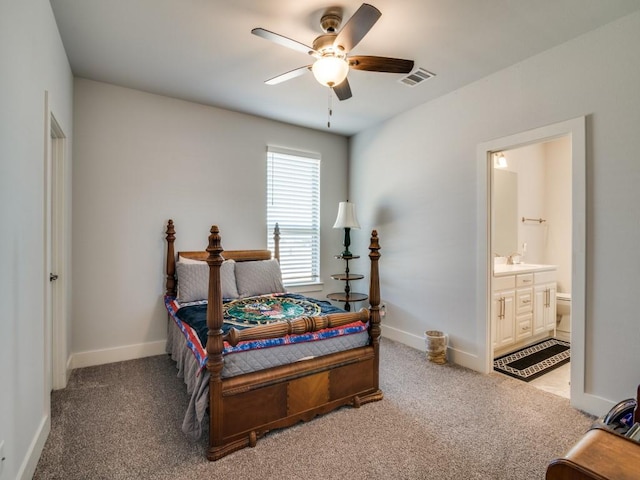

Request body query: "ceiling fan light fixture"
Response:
[312, 56, 349, 87]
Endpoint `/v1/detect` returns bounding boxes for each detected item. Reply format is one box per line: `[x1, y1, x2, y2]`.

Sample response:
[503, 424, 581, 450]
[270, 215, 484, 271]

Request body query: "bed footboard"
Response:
[211, 346, 382, 460]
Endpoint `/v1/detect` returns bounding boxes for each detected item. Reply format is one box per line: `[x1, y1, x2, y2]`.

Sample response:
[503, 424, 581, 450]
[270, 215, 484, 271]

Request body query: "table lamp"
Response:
[333, 201, 360, 257]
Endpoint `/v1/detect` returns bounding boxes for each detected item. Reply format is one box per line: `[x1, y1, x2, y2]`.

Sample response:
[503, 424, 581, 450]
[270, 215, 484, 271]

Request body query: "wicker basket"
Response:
[425, 330, 448, 364]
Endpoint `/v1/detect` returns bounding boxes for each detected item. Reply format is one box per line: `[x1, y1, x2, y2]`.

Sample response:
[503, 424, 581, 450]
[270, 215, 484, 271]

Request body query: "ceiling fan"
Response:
[251, 3, 414, 101]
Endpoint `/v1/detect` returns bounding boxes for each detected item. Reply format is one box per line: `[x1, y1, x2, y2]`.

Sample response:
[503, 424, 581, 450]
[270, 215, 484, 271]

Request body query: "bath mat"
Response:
[493, 338, 570, 382]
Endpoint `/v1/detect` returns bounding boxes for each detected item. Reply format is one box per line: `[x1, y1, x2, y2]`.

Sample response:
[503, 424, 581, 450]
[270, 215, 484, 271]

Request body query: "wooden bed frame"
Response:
[165, 219, 383, 460]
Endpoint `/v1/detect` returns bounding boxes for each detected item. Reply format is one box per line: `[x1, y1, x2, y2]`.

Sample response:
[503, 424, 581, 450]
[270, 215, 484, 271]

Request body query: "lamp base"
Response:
[342, 227, 352, 258]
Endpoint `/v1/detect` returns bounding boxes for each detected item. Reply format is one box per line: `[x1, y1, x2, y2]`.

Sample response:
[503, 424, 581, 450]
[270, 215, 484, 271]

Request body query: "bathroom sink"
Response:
[493, 263, 556, 275]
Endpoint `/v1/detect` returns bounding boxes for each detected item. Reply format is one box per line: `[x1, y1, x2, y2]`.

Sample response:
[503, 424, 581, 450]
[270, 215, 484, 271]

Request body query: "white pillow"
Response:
[178, 255, 206, 264]
[235, 259, 285, 297]
[176, 259, 239, 302]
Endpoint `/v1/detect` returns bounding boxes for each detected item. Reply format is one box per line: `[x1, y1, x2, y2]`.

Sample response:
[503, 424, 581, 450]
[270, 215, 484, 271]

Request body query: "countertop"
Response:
[493, 263, 556, 276]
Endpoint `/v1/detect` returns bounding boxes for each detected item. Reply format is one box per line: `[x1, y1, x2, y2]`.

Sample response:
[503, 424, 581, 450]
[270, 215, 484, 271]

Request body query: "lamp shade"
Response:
[312, 56, 349, 87]
[333, 201, 360, 229]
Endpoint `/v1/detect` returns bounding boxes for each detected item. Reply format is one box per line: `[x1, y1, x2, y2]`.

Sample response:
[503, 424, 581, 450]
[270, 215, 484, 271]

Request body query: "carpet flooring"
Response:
[494, 339, 571, 382]
[34, 339, 594, 480]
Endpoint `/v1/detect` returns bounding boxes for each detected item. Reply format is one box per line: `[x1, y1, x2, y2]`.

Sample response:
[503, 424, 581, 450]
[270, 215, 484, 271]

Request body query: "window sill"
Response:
[286, 282, 324, 294]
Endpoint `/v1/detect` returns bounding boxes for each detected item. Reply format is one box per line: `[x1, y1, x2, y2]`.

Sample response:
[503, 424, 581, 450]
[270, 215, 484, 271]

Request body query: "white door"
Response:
[45, 105, 66, 393]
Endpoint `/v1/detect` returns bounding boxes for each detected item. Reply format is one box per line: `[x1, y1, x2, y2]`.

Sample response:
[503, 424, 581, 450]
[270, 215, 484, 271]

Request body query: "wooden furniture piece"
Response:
[165, 220, 383, 461]
[327, 254, 368, 312]
[546, 384, 640, 480]
[546, 427, 640, 479]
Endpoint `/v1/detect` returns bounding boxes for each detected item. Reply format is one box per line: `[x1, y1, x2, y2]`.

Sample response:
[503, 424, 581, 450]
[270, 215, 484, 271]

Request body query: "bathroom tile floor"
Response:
[529, 362, 570, 399]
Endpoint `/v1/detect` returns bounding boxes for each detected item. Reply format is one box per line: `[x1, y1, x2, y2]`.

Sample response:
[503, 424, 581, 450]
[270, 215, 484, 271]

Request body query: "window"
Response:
[267, 146, 320, 286]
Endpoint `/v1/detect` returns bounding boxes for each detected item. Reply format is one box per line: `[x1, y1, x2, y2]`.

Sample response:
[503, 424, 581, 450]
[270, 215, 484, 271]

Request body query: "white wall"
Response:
[543, 137, 572, 294]
[350, 11, 640, 412]
[72, 79, 349, 365]
[0, 1, 73, 479]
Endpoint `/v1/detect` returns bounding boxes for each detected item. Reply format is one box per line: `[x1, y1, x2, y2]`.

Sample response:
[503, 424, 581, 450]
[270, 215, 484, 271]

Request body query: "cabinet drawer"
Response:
[535, 270, 556, 284]
[516, 314, 533, 341]
[516, 274, 534, 287]
[493, 275, 515, 291]
[516, 288, 533, 314]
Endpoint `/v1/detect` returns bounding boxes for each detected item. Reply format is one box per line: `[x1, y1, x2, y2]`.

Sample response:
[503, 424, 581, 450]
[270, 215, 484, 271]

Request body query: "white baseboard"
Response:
[381, 325, 480, 372]
[18, 414, 50, 480]
[572, 390, 617, 418]
[381, 324, 426, 351]
[66, 355, 73, 383]
[52, 356, 73, 390]
[70, 340, 167, 369]
[447, 346, 481, 371]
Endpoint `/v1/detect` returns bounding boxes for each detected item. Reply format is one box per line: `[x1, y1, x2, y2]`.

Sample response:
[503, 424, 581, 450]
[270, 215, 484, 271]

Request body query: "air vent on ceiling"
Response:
[399, 67, 436, 87]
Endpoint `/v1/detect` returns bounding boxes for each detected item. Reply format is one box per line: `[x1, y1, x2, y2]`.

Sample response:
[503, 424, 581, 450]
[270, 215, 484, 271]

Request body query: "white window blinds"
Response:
[267, 146, 321, 286]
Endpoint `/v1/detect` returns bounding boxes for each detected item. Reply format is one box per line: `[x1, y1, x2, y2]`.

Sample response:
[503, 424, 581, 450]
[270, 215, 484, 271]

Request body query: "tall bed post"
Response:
[205, 225, 225, 459]
[368, 230, 382, 391]
[165, 220, 176, 297]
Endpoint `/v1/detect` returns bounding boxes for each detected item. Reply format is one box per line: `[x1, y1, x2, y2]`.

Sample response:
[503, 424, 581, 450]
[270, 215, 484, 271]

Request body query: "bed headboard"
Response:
[177, 250, 273, 262]
[165, 220, 280, 297]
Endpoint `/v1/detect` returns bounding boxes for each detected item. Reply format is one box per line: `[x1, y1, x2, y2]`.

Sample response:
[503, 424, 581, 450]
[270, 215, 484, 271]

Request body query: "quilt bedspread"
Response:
[164, 293, 368, 370]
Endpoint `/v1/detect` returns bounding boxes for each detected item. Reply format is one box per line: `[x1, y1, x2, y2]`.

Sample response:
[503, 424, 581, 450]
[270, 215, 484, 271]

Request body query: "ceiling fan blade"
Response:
[251, 28, 317, 56]
[349, 56, 414, 74]
[333, 3, 381, 53]
[333, 78, 352, 101]
[265, 66, 311, 85]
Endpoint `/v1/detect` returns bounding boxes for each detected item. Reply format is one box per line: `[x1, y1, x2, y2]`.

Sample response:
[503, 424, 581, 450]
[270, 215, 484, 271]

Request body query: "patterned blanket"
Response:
[164, 293, 368, 370]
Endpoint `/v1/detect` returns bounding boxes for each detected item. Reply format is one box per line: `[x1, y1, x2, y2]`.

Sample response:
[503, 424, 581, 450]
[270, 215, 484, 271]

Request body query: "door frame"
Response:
[44, 91, 69, 395]
[476, 117, 587, 410]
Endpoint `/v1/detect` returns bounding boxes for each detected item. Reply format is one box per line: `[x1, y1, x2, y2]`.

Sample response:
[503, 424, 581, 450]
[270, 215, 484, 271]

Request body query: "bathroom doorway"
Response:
[476, 117, 587, 411]
[491, 137, 572, 398]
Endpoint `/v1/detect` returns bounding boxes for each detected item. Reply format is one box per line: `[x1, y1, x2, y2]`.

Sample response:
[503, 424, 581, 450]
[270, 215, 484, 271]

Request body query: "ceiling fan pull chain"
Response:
[327, 87, 333, 128]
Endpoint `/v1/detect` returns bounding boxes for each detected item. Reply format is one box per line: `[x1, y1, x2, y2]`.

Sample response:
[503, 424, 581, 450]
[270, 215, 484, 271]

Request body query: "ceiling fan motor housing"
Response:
[313, 34, 340, 54]
[320, 12, 342, 33]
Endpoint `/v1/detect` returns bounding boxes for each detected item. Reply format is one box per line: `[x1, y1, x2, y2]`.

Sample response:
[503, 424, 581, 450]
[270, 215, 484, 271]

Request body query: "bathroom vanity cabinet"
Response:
[515, 274, 534, 342]
[492, 277, 516, 349]
[493, 264, 557, 355]
[533, 270, 557, 336]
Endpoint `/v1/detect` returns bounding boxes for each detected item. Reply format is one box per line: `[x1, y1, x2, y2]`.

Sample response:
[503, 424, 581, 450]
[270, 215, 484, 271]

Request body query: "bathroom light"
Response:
[333, 201, 360, 257]
[312, 55, 349, 87]
[494, 152, 508, 168]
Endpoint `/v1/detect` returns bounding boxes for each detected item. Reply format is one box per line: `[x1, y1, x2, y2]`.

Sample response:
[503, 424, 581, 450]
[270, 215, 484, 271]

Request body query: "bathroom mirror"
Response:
[493, 169, 518, 257]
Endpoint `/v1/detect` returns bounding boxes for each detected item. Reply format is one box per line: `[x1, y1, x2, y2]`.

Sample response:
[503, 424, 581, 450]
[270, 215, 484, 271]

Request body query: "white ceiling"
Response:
[50, 0, 640, 136]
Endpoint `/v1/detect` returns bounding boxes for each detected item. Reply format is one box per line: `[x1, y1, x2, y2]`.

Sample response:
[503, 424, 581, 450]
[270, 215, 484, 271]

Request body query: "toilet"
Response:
[556, 292, 571, 342]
